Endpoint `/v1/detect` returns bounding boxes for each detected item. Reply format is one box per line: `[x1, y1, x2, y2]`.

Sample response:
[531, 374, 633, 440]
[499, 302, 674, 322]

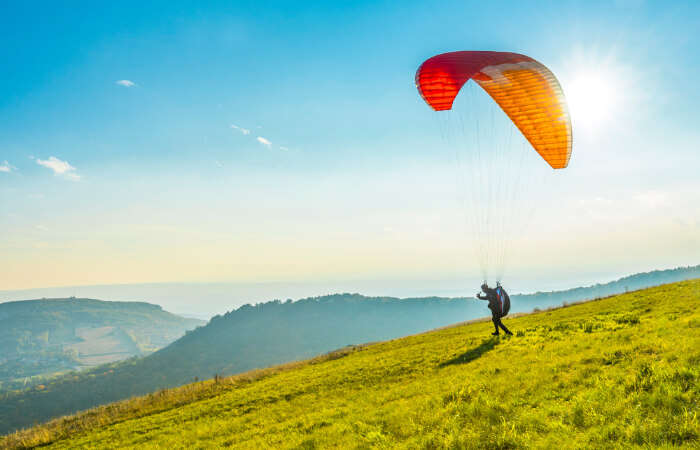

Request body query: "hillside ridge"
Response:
[0, 298, 203, 393]
[3, 279, 698, 448]
[0, 268, 697, 436]
[0, 297, 163, 310]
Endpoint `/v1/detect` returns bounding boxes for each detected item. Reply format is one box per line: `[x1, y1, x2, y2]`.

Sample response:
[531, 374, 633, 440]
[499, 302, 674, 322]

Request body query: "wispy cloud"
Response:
[0, 161, 14, 173]
[257, 137, 272, 148]
[116, 79, 136, 87]
[230, 124, 250, 135]
[35, 156, 81, 180]
[229, 124, 293, 152]
[634, 191, 667, 208]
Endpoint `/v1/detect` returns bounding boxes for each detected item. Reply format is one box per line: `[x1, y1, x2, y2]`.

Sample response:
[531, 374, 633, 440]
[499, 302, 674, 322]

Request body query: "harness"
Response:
[495, 287, 505, 315]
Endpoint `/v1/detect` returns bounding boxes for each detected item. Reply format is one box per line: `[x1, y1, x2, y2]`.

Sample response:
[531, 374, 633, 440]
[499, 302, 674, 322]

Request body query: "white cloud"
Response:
[230, 123, 291, 151]
[230, 124, 250, 135]
[635, 191, 667, 208]
[0, 161, 14, 173]
[577, 196, 613, 206]
[116, 80, 136, 87]
[257, 137, 272, 148]
[35, 156, 81, 180]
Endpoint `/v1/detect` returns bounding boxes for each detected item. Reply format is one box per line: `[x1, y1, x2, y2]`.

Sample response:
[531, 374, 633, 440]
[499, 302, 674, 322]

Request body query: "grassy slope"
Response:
[4, 280, 699, 449]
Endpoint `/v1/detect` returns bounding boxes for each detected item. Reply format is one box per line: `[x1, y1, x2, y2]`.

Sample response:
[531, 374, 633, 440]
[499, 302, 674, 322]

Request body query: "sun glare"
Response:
[564, 71, 616, 133]
[558, 46, 637, 139]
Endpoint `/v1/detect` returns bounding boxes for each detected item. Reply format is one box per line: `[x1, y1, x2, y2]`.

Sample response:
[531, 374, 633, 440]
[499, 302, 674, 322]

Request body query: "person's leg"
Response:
[497, 318, 513, 335]
[491, 316, 499, 335]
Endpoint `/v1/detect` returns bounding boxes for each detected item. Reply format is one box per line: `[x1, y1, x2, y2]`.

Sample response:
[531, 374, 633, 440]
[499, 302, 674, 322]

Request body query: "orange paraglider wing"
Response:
[415, 51, 572, 169]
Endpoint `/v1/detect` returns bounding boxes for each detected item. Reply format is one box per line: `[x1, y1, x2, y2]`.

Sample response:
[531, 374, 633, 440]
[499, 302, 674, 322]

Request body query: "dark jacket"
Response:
[477, 287, 500, 315]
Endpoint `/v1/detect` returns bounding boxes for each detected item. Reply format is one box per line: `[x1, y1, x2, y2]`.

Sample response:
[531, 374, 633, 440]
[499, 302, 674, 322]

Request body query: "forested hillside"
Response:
[0, 298, 202, 390]
[4, 280, 698, 448]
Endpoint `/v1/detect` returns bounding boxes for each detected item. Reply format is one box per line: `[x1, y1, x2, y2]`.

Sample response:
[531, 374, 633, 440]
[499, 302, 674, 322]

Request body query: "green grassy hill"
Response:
[0, 298, 203, 391]
[3, 280, 699, 449]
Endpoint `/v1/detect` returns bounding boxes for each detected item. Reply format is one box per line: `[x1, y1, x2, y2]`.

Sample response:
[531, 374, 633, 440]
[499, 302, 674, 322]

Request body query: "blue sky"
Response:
[1, 0, 698, 297]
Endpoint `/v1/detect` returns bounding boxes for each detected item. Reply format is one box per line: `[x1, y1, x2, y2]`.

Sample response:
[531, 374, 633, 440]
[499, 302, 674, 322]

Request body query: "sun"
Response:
[564, 71, 617, 133]
[559, 47, 635, 138]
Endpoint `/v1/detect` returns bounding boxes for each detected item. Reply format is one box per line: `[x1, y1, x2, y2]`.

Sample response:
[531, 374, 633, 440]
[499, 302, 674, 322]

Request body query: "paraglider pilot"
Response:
[476, 283, 513, 336]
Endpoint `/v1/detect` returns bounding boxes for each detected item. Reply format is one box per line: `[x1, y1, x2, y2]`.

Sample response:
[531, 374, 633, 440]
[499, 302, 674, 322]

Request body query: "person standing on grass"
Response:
[476, 282, 513, 336]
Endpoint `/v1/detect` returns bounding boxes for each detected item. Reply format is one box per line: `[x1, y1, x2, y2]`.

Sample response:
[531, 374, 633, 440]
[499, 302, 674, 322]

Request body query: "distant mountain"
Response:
[511, 265, 700, 312]
[0, 264, 697, 435]
[0, 298, 203, 390]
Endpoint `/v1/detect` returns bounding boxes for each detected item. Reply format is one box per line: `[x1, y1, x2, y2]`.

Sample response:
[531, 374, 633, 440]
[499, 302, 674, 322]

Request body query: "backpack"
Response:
[495, 286, 511, 317]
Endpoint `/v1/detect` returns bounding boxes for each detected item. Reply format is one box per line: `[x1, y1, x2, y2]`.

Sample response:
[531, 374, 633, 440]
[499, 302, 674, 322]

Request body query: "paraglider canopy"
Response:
[415, 51, 572, 169]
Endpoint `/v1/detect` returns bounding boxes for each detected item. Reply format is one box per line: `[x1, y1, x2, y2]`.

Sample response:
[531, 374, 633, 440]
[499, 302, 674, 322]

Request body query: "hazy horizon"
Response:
[1, 263, 693, 317]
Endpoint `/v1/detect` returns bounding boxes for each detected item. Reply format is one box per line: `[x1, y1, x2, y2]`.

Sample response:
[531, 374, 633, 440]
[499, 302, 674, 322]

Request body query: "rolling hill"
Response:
[0, 294, 485, 434]
[0, 298, 203, 390]
[3, 280, 698, 448]
[0, 265, 697, 436]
